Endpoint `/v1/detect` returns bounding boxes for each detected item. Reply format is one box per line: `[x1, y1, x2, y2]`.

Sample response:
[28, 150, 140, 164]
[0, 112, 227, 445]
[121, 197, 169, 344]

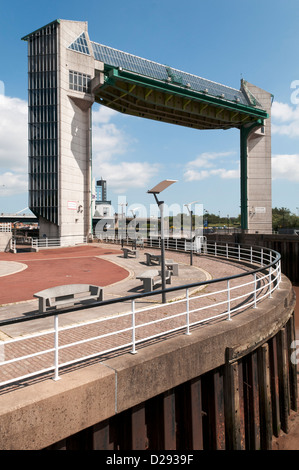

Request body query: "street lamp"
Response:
[130, 207, 140, 218]
[184, 200, 199, 266]
[119, 202, 128, 247]
[148, 179, 177, 303]
[130, 207, 140, 248]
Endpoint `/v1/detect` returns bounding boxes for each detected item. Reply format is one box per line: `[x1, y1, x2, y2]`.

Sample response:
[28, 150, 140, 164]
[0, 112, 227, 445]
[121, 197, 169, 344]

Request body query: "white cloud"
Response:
[214, 168, 240, 179]
[271, 101, 299, 137]
[184, 151, 239, 181]
[184, 169, 210, 181]
[187, 151, 235, 169]
[0, 95, 27, 171]
[272, 121, 299, 137]
[0, 95, 28, 196]
[271, 101, 296, 122]
[92, 105, 160, 191]
[99, 161, 160, 192]
[0, 95, 159, 197]
[92, 105, 118, 124]
[184, 167, 239, 181]
[272, 154, 299, 181]
[0, 172, 28, 196]
[92, 123, 130, 162]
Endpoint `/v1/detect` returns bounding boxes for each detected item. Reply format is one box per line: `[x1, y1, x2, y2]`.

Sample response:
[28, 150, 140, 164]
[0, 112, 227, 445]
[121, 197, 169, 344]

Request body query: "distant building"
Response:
[93, 178, 112, 218]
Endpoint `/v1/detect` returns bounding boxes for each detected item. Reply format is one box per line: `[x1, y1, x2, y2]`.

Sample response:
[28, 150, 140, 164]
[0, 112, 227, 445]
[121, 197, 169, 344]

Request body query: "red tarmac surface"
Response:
[0, 245, 128, 305]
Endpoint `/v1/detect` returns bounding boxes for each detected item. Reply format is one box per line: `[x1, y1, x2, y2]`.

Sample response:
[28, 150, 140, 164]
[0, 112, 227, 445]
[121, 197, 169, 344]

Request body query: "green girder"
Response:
[94, 66, 268, 131]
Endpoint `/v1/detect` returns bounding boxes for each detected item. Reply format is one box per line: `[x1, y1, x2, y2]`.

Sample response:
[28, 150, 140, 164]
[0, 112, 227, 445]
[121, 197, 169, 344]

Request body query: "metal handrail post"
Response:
[131, 300, 137, 354]
[53, 314, 60, 381]
[269, 266, 272, 298]
[254, 273, 257, 308]
[186, 288, 191, 335]
[227, 279, 231, 320]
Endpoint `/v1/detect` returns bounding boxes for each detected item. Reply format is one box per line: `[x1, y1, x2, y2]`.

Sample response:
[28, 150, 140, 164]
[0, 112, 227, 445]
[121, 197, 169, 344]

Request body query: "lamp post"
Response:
[119, 202, 128, 247]
[184, 200, 199, 266]
[130, 207, 140, 248]
[148, 179, 177, 304]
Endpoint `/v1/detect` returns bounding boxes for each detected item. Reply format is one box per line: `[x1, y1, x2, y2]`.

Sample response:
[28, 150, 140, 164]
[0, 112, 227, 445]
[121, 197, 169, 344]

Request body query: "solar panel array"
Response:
[68, 32, 90, 55]
[91, 41, 250, 106]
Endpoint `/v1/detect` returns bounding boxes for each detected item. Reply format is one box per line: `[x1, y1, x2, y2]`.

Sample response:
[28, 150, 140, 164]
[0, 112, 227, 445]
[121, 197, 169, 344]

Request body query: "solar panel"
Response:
[91, 41, 249, 105]
[68, 32, 90, 55]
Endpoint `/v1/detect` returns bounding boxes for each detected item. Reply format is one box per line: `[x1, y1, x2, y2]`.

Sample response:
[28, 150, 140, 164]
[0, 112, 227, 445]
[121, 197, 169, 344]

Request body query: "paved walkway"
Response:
[0, 242, 298, 448]
[0, 244, 209, 336]
[0, 243, 255, 338]
[0, 243, 265, 388]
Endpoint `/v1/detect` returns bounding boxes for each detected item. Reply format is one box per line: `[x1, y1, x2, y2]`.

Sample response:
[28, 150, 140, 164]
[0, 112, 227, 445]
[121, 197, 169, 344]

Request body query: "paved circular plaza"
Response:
[0, 243, 259, 339]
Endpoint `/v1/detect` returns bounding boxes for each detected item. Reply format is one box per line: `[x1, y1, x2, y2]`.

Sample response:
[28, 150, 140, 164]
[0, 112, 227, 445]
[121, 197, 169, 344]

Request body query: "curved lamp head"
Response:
[147, 179, 177, 194]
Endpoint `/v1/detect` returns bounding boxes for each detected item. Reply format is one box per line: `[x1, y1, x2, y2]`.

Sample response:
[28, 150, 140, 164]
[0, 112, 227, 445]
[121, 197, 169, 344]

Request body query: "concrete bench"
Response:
[136, 269, 171, 292]
[144, 252, 161, 266]
[34, 284, 104, 313]
[132, 238, 144, 249]
[165, 259, 179, 276]
[122, 247, 139, 258]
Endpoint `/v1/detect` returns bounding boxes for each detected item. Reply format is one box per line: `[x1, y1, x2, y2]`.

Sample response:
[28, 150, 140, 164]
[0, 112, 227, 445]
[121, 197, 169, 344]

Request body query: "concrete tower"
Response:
[241, 81, 272, 234]
[22, 20, 100, 241]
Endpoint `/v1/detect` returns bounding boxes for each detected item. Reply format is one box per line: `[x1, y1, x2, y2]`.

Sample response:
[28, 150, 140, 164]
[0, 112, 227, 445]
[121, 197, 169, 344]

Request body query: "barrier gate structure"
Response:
[22, 19, 272, 241]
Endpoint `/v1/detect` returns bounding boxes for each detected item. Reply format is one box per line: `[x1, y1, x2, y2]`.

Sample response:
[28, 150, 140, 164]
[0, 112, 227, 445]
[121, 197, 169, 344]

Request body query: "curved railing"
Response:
[0, 241, 281, 389]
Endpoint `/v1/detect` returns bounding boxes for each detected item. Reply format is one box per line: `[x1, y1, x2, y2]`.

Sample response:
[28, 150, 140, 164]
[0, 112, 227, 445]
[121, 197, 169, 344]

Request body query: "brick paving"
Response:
[0, 244, 271, 391]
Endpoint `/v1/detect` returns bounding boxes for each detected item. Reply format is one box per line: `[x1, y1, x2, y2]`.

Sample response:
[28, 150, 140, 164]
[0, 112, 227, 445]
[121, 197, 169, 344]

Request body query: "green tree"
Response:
[272, 207, 299, 231]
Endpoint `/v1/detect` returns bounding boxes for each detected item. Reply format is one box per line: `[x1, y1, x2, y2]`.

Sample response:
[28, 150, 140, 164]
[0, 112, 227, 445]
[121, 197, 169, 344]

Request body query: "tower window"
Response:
[69, 70, 91, 93]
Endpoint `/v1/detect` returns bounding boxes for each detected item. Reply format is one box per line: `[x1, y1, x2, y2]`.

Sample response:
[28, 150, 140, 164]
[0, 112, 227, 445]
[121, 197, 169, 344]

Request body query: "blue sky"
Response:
[1, 0, 299, 218]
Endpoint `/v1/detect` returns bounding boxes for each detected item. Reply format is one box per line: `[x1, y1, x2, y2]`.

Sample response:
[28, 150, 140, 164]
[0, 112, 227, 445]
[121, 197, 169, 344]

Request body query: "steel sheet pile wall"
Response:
[45, 313, 297, 451]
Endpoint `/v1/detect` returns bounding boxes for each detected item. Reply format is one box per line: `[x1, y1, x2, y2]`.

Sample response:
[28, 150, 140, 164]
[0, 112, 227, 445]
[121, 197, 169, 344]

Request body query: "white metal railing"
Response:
[101, 234, 207, 253]
[0, 223, 11, 232]
[31, 235, 87, 249]
[0, 242, 281, 388]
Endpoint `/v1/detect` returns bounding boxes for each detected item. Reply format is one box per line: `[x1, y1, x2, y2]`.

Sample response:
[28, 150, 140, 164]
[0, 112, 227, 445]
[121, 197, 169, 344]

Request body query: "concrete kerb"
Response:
[0, 261, 28, 277]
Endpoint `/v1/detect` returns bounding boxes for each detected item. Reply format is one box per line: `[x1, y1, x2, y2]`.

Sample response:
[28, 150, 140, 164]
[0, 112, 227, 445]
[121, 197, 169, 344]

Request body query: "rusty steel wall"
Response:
[45, 312, 297, 451]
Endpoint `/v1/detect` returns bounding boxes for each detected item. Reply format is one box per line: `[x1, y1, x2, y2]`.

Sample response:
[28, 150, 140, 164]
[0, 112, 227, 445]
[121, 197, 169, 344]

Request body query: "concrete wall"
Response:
[245, 82, 272, 234]
[58, 20, 95, 240]
[35, 20, 105, 241]
[0, 273, 295, 450]
[0, 233, 11, 252]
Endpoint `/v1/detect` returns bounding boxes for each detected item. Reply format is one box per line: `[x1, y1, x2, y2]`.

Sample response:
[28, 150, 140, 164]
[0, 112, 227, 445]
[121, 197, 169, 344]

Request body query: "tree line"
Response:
[174, 207, 299, 230]
[202, 207, 299, 230]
